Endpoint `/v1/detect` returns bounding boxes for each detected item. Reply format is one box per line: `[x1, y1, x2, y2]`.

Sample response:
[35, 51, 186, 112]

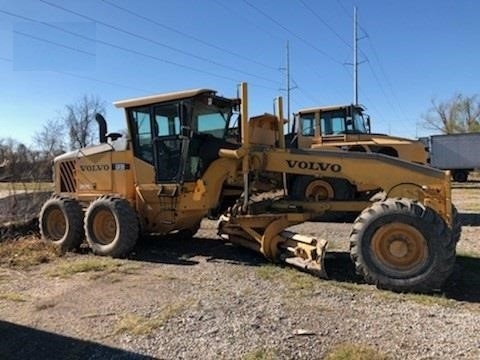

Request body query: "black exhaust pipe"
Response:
[95, 113, 108, 143]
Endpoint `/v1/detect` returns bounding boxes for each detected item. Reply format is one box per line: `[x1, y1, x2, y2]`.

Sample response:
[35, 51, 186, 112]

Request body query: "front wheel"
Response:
[84, 196, 139, 257]
[349, 198, 455, 293]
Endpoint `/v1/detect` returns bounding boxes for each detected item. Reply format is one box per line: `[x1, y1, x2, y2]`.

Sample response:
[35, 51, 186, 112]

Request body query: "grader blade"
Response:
[279, 231, 328, 279]
[218, 214, 328, 278]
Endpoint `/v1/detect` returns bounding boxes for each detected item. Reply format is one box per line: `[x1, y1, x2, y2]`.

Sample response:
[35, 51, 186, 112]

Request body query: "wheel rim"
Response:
[371, 223, 428, 274]
[304, 179, 334, 200]
[92, 208, 117, 245]
[46, 207, 66, 240]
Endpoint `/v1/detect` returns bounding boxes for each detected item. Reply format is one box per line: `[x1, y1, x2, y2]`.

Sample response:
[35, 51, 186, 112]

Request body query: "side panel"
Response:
[75, 150, 135, 201]
[430, 133, 480, 169]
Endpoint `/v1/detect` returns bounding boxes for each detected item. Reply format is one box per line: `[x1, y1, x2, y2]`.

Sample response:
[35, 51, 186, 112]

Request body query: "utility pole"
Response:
[353, 6, 359, 106]
[280, 41, 296, 131]
[285, 41, 291, 129]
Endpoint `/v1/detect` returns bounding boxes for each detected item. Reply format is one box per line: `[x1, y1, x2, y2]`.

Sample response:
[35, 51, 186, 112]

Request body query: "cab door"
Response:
[153, 103, 191, 183]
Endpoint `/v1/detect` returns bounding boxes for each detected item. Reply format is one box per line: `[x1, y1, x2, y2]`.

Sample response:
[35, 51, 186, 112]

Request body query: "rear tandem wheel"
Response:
[84, 195, 139, 257]
[349, 198, 456, 293]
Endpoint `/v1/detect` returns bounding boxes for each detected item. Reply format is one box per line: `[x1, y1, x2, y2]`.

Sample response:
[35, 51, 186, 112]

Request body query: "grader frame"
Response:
[40, 83, 457, 293]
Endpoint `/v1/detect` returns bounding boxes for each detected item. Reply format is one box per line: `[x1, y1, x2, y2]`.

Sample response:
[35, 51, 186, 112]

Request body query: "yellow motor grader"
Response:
[284, 104, 429, 204]
[40, 83, 457, 293]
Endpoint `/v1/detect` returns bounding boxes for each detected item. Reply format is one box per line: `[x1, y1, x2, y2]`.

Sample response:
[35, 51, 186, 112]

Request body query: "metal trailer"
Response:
[427, 132, 480, 182]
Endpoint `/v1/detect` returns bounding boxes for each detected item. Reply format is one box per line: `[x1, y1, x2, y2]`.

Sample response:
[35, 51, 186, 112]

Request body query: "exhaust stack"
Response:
[95, 113, 108, 144]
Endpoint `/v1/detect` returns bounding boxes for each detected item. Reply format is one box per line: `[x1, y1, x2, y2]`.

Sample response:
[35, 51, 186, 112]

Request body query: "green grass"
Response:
[48, 257, 141, 278]
[401, 293, 456, 307]
[242, 348, 277, 360]
[255, 264, 284, 281]
[256, 264, 319, 293]
[325, 343, 389, 360]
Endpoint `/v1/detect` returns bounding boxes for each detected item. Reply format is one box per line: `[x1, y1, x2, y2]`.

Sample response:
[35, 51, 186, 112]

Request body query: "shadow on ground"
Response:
[0, 320, 153, 360]
[444, 255, 480, 302]
[126, 233, 480, 303]
[129, 233, 267, 268]
[458, 212, 480, 226]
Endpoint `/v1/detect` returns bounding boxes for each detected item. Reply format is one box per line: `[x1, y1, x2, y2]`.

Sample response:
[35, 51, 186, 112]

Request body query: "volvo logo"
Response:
[286, 160, 342, 172]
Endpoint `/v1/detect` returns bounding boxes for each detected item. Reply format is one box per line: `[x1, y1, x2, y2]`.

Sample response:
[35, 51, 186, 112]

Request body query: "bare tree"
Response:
[65, 94, 106, 149]
[32, 118, 66, 157]
[422, 93, 480, 134]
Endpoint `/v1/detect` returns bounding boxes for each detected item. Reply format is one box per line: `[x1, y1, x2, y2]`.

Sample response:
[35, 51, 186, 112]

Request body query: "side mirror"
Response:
[366, 116, 371, 133]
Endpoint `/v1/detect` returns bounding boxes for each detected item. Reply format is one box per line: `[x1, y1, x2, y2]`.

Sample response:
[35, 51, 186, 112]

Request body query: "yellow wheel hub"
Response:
[92, 209, 117, 245]
[46, 208, 66, 240]
[371, 223, 428, 272]
[305, 179, 334, 201]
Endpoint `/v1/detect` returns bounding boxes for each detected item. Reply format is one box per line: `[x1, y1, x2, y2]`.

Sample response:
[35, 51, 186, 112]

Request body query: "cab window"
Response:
[130, 107, 153, 163]
[321, 110, 346, 135]
[300, 113, 315, 136]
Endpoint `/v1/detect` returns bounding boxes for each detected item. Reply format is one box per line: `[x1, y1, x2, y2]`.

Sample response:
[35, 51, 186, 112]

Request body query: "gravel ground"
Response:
[1, 187, 480, 359]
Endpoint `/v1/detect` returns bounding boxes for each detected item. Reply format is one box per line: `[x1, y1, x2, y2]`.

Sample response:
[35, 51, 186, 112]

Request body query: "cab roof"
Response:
[296, 104, 365, 114]
[114, 88, 216, 109]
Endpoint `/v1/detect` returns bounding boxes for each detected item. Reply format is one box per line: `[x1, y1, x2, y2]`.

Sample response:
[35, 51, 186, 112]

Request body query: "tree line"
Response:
[0, 95, 105, 182]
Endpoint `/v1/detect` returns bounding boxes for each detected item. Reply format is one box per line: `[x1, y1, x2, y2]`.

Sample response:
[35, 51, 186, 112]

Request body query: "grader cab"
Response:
[289, 104, 428, 164]
[40, 83, 458, 293]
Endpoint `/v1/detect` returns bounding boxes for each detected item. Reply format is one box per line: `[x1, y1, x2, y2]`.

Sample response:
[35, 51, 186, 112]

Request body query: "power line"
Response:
[298, 0, 352, 49]
[13, 30, 95, 57]
[212, 0, 284, 42]
[0, 56, 153, 92]
[38, 0, 278, 85]
[335, 1, 409, 124]
[0, 8, 279, 89]
[242, 0, 344, 65]
[101, 0, 278, 72]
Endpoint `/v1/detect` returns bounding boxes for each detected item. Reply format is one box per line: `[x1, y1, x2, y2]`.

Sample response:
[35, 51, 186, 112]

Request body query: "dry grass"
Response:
[0, 182, 53, 192]
[114, 302, 192, 335]
[0, 238, 60, 268]
[0, 292, 27, 302]
[242, 348, 277, 360]
[325, 343, 389, 360]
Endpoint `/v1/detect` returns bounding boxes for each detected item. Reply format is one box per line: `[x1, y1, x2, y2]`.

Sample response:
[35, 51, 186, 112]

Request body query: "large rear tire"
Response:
[39, 195, 84, 252]
[84, 195, 139, 257]
[349, 198, 455, 293]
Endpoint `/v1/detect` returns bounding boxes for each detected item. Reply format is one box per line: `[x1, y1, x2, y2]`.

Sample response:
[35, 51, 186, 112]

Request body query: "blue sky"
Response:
[0, 0, 479, 147]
